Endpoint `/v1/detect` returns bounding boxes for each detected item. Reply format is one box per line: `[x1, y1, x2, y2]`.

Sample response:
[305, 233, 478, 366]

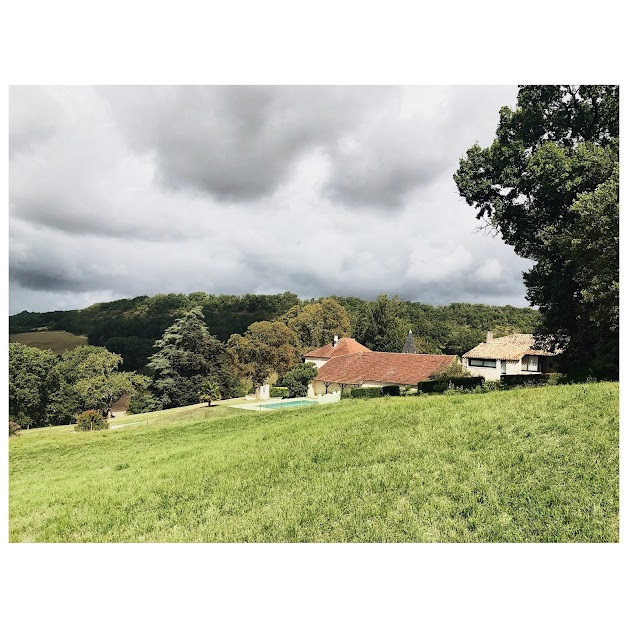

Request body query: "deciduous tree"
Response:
[227, 320, 301, 387]
[454, 85, 619, 378]
[8, 343, 57, 428]
[281, 298, 351, 351]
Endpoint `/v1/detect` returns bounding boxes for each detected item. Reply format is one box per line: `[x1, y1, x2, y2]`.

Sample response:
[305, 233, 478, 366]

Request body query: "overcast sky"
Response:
[9, 85, 532, 314]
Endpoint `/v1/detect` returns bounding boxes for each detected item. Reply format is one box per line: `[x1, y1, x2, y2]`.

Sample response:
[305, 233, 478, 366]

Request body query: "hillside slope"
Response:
[9, 383, 618, 542]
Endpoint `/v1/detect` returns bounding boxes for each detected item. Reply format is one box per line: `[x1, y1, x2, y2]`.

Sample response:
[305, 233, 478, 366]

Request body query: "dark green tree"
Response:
[280, 362, 318, 398]
[354, 295, 412, 353]
[454, 85, 619, 378]
[147, 308, 231, 408]
[9, 343, 57, 428]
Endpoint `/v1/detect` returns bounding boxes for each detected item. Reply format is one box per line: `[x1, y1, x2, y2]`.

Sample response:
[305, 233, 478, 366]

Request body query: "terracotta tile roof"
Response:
[315, 352, 456, 386]
[303, 337, 371, 359]
[462, 334, 558, 360]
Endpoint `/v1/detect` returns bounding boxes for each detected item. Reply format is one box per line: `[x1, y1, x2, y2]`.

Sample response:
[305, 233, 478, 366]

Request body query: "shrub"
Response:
[381, 385, 400, 396]
[340, 387, 353, 399]
[280, 363, 318, 398]
[351, 387, 382, 399]
[9, 421, 21, 437]
[443, 381, 502, 395]
[270, 386, 289, 398]
[428, 361, 473, 380]
[501, 374, 552, 387]
[75, 410, 109, 432]
[418, 376, 485, 393]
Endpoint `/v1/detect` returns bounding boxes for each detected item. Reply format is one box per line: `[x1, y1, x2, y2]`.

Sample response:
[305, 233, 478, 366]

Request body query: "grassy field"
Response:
[9, 382, 618, 542]
[9, 330, 88, 354]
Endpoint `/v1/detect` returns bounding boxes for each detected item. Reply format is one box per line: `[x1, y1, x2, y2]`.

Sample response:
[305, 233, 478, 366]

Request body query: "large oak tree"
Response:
[454, 85, 619, 378]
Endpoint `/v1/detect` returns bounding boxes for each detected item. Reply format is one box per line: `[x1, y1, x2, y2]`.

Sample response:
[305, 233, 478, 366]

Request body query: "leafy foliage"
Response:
[9, 343, 58, 428]
[280, 363, 318, 398]
[454, 85, 619, 378]
[227, 320, 301, 387]
[9, 421, 21, 437]
[74, 410, 109, 432]
[428, 360, 471, 380]
[352, 295, 411, 353]
[280, 298, 351, 351]
[270, 387, 289, 398]
[199, 380, 222, 406]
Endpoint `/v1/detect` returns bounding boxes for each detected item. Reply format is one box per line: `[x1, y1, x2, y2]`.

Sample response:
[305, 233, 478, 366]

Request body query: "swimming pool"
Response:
[261, 399, 318, 409]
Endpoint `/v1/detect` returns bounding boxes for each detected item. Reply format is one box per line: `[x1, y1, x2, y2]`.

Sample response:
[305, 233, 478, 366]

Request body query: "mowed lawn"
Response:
[9, 330, 88, 354]
[9, 382, 618, 542]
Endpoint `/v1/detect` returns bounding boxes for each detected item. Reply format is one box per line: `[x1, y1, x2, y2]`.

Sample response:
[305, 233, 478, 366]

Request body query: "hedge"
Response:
[75, 410, 109, 432]
[501, 374, 552, 387]
[270, 386, 289, 398]
[351, 387, 382, 399]
[418, 376, 485, 393]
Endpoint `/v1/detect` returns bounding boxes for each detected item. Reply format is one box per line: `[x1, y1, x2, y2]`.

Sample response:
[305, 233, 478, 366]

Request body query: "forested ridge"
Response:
[10, 291, 540, 371]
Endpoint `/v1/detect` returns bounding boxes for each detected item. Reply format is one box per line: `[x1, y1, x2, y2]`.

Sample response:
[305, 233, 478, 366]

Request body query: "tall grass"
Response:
[9, 382, 618, 542]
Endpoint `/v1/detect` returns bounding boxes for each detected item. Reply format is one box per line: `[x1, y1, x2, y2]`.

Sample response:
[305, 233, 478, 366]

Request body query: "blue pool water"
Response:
[262, 400, 318, 409]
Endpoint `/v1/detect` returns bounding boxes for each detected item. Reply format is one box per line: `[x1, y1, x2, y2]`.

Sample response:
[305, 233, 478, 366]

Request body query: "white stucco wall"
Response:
[304, 357, 329, 370]
[462, 357, 524, 381]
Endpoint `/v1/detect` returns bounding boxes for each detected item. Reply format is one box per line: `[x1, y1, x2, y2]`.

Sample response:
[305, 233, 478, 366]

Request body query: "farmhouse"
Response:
[461, 332, 560, 381]
[304, 336, 456, 395]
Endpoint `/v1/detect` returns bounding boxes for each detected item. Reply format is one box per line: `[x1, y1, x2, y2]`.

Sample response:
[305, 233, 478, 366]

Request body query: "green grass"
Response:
[9, 382, 618, 542]
[9, 330, 88, 354]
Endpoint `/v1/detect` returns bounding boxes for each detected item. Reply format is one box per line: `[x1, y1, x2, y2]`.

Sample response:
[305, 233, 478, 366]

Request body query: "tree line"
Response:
[9, 292, 541, 373]
[9, 295, 543, 428]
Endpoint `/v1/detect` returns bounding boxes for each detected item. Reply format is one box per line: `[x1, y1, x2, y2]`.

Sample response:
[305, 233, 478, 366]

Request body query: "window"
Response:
[469, 358, 496, 368]
[522, 355, 539, 372]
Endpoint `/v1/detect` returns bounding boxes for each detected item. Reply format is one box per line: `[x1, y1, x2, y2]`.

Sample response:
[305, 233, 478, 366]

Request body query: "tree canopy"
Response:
[9, 343, 57, 428]
[454, 85, 619, 378]
[9, 343, 146, 427]
[227, 320, 301, 387]
[280, 298, 351, 351]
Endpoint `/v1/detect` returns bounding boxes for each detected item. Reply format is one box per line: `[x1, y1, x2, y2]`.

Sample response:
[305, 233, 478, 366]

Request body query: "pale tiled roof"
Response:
[303, 337, 371, 359]
[315, 352, 455, 386]
[462, 334, 558, 360]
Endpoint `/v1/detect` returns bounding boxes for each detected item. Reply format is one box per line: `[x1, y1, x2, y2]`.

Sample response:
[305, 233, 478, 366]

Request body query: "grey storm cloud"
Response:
[9, 85, 533, 315]
[100, 86, 395, 202]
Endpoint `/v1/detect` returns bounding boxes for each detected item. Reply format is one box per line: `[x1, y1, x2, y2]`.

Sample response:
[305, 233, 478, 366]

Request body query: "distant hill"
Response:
[9, 330, 88, 354]
[9, 291, 541, 371]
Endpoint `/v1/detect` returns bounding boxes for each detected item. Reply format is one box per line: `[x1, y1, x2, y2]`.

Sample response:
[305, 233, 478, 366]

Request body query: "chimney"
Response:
[486, 331, 494, 344]
[333, 335, 339, 347]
